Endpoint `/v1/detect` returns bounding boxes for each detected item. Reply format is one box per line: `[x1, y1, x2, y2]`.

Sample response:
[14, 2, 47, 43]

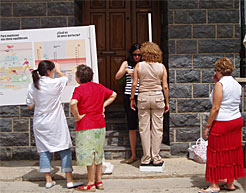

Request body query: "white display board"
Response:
[0, 25, 98, 106]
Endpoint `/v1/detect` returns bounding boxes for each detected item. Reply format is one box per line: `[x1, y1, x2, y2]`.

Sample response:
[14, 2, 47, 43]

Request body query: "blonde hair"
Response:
[140, 42, 162, 63]
[215, 57, 233, 76]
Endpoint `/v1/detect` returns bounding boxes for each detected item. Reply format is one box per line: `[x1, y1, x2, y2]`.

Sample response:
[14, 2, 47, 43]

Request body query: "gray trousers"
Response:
[137, 91, 165, 164]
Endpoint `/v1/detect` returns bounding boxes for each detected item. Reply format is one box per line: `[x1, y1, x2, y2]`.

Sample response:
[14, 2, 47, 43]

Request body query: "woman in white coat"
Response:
[26, 60, 82, 189]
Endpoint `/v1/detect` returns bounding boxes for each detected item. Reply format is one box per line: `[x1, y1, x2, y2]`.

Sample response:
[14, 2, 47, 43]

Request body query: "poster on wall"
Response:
[0, 25, 98, 106]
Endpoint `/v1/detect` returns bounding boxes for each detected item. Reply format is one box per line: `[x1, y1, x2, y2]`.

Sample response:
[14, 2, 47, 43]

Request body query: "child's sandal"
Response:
[77, 184, 96, 192]
[95, 181, 104, 190]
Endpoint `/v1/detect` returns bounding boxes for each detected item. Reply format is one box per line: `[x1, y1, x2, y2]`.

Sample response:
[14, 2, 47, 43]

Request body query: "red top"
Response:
[72, 82, 113, 131]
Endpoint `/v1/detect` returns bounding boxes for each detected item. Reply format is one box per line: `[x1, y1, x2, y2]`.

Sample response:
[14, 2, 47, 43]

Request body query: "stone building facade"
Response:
[0, 0, 245, 160]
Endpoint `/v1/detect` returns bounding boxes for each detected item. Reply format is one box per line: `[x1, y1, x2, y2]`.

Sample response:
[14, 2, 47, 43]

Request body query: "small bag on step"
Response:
[188, 137, 208, 164]
[193, 137, 208, 164]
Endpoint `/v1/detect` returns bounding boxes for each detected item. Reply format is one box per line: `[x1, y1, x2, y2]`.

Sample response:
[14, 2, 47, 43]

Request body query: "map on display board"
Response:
[0, 25, 98, 106]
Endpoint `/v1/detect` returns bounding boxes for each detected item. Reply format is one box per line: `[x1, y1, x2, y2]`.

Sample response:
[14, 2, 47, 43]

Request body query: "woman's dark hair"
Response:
[76, 64, 94, 83]
[127, 43, 142, 67]
[32, 60, 55, 90]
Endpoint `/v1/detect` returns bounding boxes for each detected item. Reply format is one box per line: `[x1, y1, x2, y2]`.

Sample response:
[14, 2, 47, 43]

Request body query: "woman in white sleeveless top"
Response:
[199, 57, 245, 193]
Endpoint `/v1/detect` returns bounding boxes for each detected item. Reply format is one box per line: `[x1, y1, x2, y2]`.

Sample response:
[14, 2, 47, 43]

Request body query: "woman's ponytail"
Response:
[32, 69, 40, 90]
[32, 60, 55, 90]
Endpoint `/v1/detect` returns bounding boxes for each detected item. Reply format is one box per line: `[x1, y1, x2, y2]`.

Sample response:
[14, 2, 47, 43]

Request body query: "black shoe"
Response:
[140, 163, 151, 166]
[153, 161, 164, 166]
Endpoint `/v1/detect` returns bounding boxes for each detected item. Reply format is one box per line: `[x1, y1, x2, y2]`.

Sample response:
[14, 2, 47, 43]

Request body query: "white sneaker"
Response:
[45, 181, 56, 189]
[67, 181, 84, 189]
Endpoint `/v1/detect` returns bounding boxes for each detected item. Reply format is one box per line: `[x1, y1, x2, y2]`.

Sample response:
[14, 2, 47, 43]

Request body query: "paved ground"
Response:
[0, 158, 245, 193]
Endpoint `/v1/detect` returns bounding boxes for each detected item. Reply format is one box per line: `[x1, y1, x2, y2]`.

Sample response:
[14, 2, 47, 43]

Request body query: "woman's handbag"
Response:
[188, 138, 208, 164]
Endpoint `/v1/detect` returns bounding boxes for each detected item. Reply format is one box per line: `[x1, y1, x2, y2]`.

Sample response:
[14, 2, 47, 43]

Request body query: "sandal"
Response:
[126, 157, 137, 164]
[95, 181, 104, 190]
[77, 184, 96, 192]
[199, 187, 220, 193]
[220, 184, 236, 191]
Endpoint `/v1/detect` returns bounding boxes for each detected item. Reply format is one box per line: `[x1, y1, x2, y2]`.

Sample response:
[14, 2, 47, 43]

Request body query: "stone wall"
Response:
[168, 0, 245, 155]
[0, 0, 245, 160]
[0, 0, 80, 160]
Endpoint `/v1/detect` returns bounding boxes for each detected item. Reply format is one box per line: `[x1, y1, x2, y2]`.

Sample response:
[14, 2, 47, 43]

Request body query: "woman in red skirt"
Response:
[199, 57, 245, 193]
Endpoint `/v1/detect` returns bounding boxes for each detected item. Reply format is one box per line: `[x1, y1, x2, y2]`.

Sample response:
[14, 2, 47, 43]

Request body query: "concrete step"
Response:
[104, 144, 171, 160]
[105, 130, 141, 146]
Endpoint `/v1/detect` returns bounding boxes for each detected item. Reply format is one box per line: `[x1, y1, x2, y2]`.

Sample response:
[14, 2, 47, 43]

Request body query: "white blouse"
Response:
[210, 76, 242, 121]
[26, 76, 72, 153]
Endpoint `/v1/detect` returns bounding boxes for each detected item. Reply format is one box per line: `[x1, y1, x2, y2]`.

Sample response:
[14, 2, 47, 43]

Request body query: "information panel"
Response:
[0, 25, 98, 106]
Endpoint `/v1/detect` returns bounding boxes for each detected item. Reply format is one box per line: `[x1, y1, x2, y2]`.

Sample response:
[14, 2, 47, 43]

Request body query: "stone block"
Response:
[241, 112, 245, 126]
[168, 25, 191, 39]
[169, 54, 192, 68]
[176, 70, 200, 83]
[12, 147, 39, 160]
[169, 70, 175, 83]
[208, 10, 239, 23]
[70, 131, 76, 146]
[104, 152, 112, 159]
[0, 133, 29, 146]
[193, 84, 209, 97]
[199, 0, 233, 9]
[0, 3, 12, 16]
[234, 54, 240, 68]
[107, 136, 124, 146]
[109, 122, 128, 131]
[170, 142, 189, 156]
[48, 2, 74, 16]
[170, 113, 200, 127]
[63, 103, 70, 117]
[201, 113, 209, 128]
[232, 68, 240, 77]
[169, 99, 176, 113]
[168, 0, 198, 9]
[169, 127, 174, 142]
[193, 25, 215, 38]
[202, 69, 214, 83]
[2, 0, 30, 1]
[0, 118, 12, 132]
[193, 54, 224, 68]
[177, 99, 211, 112]
[0, 105, 19, 117]
[245, 98, 246, 111]
[168, 40, 175, 54]
[198, 40, 240, 53]
[169, 83, 192, 98]
[176, 40, 197, 54]
[111, 151, 126, 159]
[67, 117, 76, 131]
[234, 0, 239, 8]
[217, 24, 233, 38]
[13, 118, 29, 132]
[20, 105, 34, 117]
[105, 109, 126, 120]
[176, 127, 200, 142]
[68, 16, 75, 27]
[30, 127, 36, 146]
[13, 3, 46, 16]
[168, 11, 173, 24]
[22, 18, 40, 29]
[174, 10, 206, 24]
[0, 18, 20, 30]
[0, 148, 11, 161]
[41, 17, 67, 28]
[235, 24, 240, 38]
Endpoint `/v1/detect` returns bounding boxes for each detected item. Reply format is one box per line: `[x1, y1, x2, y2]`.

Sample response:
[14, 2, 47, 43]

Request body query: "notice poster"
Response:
[0, 25, 98, 106]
